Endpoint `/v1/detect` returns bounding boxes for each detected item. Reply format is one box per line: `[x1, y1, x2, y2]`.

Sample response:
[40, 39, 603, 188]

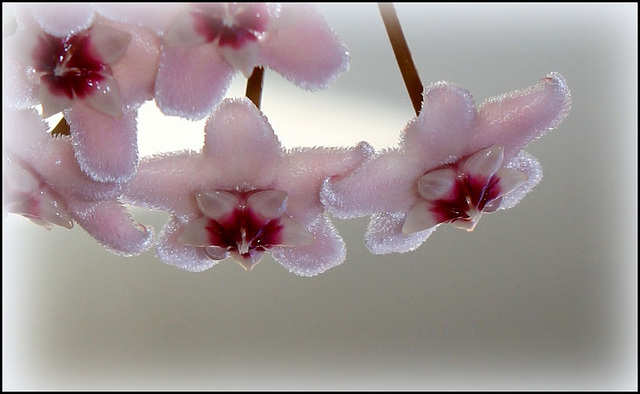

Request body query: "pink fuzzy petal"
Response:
[401, 82, 477, 163]
[93, 3, 187, 33]
[157, 217, 220, 272]
[104, 18, 161, 105]
[474, 72, 572, 159]
[154, 45, 234, 120]
[321, 149, 423, 218]
[124, 151, 208, 220]
[28, 3, 95, 37]
[270, 215, 344, 277]
[259, 3, 349, 90]
[499, 151, 543, 210]
[365, 212, 436, 255]
[202, 98, 285, 187]
[65, 102, 139, 183]
[285, 142, 373, 221]
[69, 200, 154, 256]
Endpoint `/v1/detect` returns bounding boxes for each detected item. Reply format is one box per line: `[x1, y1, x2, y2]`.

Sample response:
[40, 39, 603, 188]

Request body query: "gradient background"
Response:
[3, 3, 637, 390]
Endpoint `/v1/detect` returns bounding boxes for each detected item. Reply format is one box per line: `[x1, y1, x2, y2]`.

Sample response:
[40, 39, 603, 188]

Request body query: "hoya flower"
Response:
[4, 4, 161, 183]
[3, 109, 154, 256]
[138, 3, 349, 120]
[124, 98, 371, 276]
[321, 73, 571, 254]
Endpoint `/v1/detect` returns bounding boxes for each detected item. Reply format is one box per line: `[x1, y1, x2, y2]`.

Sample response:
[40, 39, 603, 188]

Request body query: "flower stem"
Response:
[378, 3, 423, 116]
[51, 117, 70, 136]
[245, 66, 265, 109]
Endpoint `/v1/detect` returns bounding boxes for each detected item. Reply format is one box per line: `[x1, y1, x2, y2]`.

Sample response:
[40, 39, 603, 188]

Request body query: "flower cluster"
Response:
[3, 3, 571, 276]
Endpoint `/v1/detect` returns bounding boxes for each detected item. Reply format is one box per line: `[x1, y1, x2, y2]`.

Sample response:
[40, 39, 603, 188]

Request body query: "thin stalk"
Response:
[245, 66, 265, 109]
[378, 3, 423, 116]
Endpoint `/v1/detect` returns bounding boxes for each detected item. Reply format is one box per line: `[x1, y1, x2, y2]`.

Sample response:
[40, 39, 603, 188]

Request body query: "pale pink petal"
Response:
[202, 98, 285, 187]
[2, 34, 39, 110]
[81, 73, 123, 118]
[178, 217, 214, 247]
[230, 250, 265, 272]
[284, 142, 373, 222]
[5, 109, 121, 201]
[157, 217, 220, 272]
[124, 151, 208, 220]
[247, 190, 288, 222]
[88, 23, 132, 64]
[69, 200, 155, 256]
[28, 3, 95, 37]
[93, 3, 187, 34]
[104, 18, 162, 105]
[499, 151, 544, 210]
[365, 212, 436, 255]
[417, 168, 457, 201]
[495, 167, 529, 197]
[219, 40, 261, 78]
[402, 201, 442, 235]
[196, 190, 239, 222]
[462, 145, 504, 178]
[154, 45, 234, 120]
[270, 215, 344, 277]
[65, 102, 139, 183]
[473, 72, 572, 159]
[259, 3, 349, 90]
[321, 149, 423, 218]
[162, 11, 208, 48]
[39, 85, 75, 118]
[401, 81, 477, 163]
[277, 216, 315, 247]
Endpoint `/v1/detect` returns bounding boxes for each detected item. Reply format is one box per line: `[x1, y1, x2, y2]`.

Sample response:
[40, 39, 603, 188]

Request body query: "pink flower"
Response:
[3, 109, 154, 256]
[4, 4, 161, 183]
[142, 3, 349, 120]
[321, 73, 571, 254]
[124, 98, 372, 276]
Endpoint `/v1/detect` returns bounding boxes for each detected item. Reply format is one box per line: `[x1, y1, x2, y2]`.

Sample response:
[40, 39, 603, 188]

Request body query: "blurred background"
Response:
[3, 3, 637, 390]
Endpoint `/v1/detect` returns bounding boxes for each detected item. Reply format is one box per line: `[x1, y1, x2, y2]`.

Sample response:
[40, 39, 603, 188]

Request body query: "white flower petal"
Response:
[402, 201, 441, 235]
[462, 145, 504, 178]
[195, 190, 238, 222]
[247, 189, 288, 221]
[417, 168, 457, 201]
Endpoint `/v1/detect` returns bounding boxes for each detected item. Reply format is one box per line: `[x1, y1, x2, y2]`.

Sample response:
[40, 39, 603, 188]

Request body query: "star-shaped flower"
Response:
[4, 4, 161, 183]
[124, 98, 372, 276]
[321, 73, 571, 254]
[3, 109, 154, 256]
[119, 3, 350, 120]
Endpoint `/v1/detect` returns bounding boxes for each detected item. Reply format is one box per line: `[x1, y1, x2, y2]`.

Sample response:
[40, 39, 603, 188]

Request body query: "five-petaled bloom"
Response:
[149, 3, 350, 120]
[321, 73, 571, 254]
[123, 98, 372, 276]
[4, 5, 161, 183]
[3, 109, 154, 256]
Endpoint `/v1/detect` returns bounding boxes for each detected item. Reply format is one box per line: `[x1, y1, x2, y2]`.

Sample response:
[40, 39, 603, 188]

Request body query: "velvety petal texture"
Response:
[124, 98, 368, 275]
[3, 109, 154, 256]
[4, 5, 162, 183]
[323, 73, 571, 254]
[151, 3, 349, 120]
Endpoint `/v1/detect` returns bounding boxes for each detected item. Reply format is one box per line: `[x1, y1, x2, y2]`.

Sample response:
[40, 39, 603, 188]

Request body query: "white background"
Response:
[3, 3, 637, 390]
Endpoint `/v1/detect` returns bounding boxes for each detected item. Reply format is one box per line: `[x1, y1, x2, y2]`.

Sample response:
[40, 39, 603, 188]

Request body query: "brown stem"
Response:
[378, 3, 423, 116]
[51, 117, 70, 136]
[245, 66, 265, 109]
